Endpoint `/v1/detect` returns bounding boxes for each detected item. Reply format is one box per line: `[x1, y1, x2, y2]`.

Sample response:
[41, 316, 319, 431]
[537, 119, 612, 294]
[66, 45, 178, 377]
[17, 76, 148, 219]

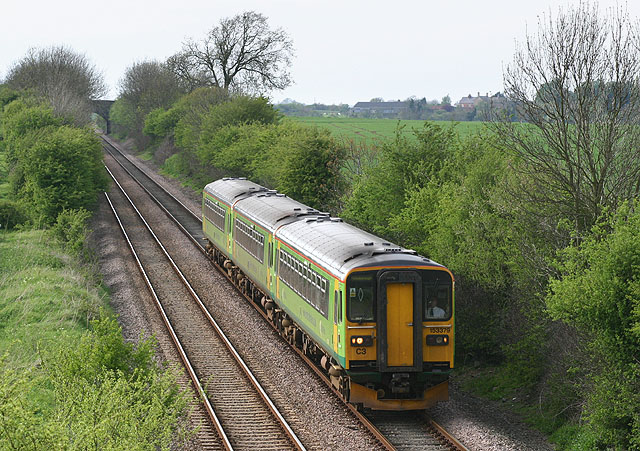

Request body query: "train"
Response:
[202, 178, 454, 410]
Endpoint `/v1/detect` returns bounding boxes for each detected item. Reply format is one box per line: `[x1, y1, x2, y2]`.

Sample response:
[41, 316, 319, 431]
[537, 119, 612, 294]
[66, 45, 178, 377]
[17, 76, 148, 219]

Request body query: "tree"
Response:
[117, 60, 184, 145]
[490, 3, 640, 234]
[5, 46, 106, 123]
[118, 60, 183, 114]
[168, 11, 294, 94]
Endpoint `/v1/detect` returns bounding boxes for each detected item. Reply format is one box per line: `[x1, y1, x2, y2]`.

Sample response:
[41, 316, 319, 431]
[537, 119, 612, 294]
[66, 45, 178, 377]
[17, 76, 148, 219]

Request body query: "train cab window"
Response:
[422, 270, 452, 321]
[347, 272, 376, 322]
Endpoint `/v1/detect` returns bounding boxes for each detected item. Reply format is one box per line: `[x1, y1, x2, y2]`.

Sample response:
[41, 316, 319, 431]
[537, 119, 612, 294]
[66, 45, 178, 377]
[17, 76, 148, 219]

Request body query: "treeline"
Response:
[112, 83, 346, 212]
[0, 46, 189, 448]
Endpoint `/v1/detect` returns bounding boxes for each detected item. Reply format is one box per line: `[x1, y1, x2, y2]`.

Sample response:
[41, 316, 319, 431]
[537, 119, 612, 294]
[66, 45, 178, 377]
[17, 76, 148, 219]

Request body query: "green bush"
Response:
[264, 121, 345, 211]
[18, 126, 108, 224]
[143, 107, 181, 139]
[51, 208, 91, 256]
[0, 316, 189, 450]
[109, 98, 138, 139]
[547, 203, 640, 448]
[0, 199, 28, 230]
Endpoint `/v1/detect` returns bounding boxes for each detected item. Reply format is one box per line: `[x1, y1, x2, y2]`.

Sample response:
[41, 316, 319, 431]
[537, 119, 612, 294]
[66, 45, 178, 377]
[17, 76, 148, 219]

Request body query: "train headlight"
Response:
[350, 335, 373, 347]
[426, 335, 449, 346]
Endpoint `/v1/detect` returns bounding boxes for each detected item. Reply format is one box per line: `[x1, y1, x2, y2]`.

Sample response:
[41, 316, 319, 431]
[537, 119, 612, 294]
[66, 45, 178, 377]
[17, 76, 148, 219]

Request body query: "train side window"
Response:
[334, 290, 343, 325]
[268, 242, 273, 267]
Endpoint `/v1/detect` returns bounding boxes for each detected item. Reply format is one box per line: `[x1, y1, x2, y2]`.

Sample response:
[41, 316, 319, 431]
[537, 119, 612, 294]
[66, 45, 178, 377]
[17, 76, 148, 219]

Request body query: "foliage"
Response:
[4, 45, 106, 124]
[547, 203, 640, 448]
[0, 96, 107, 224]
[117, 60, 184, 146]
[142, 107, 181, 139]
[16, 126, 107, 224]
[341, 122, 457, 239]
[262, 122, 345, 211]
[0, 199, 28, 230]
[51, 208, 92, 256]
[199, 95, 280, 136]
[161, 87, 231, 151]
[109, 98, 138, 139]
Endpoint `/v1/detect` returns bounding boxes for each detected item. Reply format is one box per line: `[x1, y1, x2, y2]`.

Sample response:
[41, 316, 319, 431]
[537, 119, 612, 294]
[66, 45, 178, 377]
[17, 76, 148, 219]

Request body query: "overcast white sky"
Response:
[2, 0, 638, 106]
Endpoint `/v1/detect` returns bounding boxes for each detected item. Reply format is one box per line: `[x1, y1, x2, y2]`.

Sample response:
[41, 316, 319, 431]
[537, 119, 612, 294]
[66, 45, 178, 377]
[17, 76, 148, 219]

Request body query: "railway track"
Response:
[101, 135, 468, 450]
[104, 162, 304, 450]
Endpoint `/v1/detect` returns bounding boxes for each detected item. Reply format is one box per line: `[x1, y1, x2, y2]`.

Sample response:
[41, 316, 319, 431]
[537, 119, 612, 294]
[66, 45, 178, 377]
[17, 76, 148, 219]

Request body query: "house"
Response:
[351, 101, 409, 116]
[457, 92, 508, 110]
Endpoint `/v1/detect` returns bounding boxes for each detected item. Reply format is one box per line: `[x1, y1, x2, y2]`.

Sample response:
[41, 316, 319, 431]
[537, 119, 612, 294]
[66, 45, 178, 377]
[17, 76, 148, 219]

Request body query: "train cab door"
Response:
[377, 271, 422, 372]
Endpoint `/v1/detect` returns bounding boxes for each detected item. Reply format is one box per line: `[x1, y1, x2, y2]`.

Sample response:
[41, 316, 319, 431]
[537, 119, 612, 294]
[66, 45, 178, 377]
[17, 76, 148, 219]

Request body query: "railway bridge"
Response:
[92, 99, 115, 134]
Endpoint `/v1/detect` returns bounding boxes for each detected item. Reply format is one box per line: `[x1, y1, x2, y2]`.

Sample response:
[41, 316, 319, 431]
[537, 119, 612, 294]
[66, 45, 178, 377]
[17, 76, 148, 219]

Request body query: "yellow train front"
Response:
[340, 262, 454, 410]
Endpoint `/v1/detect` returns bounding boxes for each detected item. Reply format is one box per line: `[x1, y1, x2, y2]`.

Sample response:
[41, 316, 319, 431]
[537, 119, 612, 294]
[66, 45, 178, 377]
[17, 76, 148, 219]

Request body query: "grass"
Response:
[0, 229, 108, 370]
[288, 117, 488, 146]
[456, 363, 580, 449]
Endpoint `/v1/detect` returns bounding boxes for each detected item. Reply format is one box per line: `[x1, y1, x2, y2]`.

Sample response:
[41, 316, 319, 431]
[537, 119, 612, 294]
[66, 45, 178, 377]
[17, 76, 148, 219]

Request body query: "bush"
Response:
[51, 208, 91, 256]
[547, 203, 640, 448]
[143, 107, 181, 140]
[199, 95, 280, 139]
[0, 199, 28, 230]
[18, 126, 108, 224]
[0, 315, 189, 450]
[264, 122, 345, 211]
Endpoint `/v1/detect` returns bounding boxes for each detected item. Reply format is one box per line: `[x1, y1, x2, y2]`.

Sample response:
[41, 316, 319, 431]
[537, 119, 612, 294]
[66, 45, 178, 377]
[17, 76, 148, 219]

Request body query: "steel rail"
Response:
[104, 191, 232, 451]
[105, 163, 306, 451]
[428, 417, 470, 451]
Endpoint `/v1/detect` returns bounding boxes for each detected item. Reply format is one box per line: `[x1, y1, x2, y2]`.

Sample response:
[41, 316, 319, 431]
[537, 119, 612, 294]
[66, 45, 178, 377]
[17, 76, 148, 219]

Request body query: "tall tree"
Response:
[118, 60, 183, 114]
[117, 60, 184, 144]
[5, 46, 106, 123]
[168, 11, 294, 94]
[490, 3, 640, 233]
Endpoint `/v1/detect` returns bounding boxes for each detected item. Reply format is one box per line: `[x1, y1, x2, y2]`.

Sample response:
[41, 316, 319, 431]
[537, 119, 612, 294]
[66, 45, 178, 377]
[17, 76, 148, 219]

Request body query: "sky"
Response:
[2, 0, 639, 106]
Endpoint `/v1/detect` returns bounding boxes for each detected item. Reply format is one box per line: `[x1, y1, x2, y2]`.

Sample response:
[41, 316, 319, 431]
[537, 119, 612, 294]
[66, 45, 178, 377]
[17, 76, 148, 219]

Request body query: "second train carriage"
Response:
[202, 178, 454, 410]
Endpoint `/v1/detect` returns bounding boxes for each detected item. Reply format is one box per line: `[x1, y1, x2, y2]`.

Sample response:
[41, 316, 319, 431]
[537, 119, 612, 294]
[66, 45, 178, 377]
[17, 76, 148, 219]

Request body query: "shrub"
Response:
[143, 107, 181, 139]
[51, 208, 91, 256]
[0, 199, 28, 230]
[547, 203, 640, 448]
[19, 126, 108, 223]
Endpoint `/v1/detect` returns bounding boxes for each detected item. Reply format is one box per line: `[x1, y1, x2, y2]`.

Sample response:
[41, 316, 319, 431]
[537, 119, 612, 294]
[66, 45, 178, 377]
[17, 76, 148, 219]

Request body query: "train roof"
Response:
[276, 218, 442, 279]
[234, 191, 325, 231]
[203, 178, 267, 206]
[203, 178, 445, 280]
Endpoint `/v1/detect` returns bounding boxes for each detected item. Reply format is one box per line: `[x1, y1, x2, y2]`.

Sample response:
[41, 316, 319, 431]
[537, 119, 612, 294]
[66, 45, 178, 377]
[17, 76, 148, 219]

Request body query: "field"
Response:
[289, 117, 488, 146]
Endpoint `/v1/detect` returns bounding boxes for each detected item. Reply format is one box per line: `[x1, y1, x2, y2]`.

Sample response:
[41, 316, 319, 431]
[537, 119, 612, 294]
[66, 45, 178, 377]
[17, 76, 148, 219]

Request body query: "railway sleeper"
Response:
[206, 239, 352, 404]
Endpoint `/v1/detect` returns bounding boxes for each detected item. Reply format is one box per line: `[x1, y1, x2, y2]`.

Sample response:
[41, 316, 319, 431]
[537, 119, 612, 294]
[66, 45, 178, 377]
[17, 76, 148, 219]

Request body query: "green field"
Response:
[289, 117, 488, 146]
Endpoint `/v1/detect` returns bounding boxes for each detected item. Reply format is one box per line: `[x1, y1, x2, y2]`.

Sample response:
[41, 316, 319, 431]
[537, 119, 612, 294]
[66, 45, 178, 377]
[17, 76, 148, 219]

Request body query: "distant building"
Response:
[351, 101, 409, 116]
[457, 92, 508, 110]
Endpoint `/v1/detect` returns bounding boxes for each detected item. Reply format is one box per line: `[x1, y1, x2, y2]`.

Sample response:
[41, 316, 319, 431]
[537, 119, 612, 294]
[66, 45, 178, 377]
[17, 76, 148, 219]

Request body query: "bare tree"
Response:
[117, 60, 185, 148]
[118, 60, 183, 113]
[491, 2, 640, 233]
[168, 11, 294, 94]
[5, 45, 107, 122]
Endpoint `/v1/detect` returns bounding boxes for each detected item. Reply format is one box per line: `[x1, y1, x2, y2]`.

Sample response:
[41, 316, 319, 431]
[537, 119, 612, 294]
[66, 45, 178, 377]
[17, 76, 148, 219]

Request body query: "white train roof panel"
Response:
[203, 178, 266, 206]
[276, 218, 440, 278]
